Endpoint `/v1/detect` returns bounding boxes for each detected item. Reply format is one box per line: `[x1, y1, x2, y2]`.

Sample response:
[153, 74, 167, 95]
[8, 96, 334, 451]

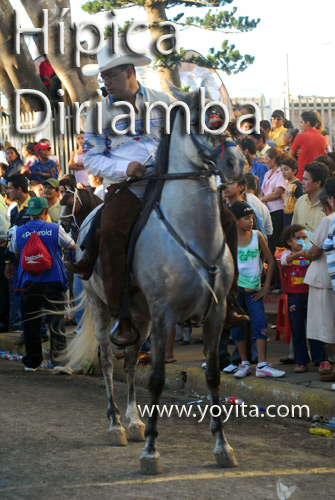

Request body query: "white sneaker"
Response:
[201, 362, 207, 369]
[256, 364, 285, 378]
[234, 364, 251, 378]
[223, 363, 239, 374]
[24, 365, 39, 372]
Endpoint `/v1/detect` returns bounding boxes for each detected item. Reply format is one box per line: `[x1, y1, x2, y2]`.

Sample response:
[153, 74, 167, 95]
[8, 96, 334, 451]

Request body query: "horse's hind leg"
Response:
[91, 301, 128, 446]
[124, 321, 150, 442]
[203, 306, 239, 468]
[139, 319, 170, 475]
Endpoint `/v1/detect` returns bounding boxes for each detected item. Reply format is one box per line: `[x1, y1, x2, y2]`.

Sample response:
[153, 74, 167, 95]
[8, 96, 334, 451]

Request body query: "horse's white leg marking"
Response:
[89, 294, 128, 446]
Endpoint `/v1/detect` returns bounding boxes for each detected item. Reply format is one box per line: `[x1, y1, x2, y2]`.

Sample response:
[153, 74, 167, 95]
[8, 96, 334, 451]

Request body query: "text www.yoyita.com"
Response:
[137, 404, 310, 423]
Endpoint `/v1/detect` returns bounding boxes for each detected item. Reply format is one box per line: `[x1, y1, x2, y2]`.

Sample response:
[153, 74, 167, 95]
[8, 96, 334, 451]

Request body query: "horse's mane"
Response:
[155, 91, 199, 177]
[77, 188, 103, 208]
[77, 188, 103, 221]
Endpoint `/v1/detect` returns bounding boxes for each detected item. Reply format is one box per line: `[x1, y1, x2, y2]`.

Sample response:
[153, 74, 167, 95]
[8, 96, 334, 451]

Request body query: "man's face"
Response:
[43, 183, 58, 202]
[38, 148, 51, 161]
[7, 182, 19, 201]
[101, 65, 131, 100]
[271, 115, 284, 129]
[302, 171, 318, 195]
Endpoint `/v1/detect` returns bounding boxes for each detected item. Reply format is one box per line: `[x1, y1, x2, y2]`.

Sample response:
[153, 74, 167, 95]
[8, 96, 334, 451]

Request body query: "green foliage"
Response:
[184, 41, 255, 74]
[81, 0, 259, 76]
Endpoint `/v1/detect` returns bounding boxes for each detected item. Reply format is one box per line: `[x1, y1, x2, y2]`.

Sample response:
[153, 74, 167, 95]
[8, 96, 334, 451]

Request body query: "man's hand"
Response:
[126, 162, 146, 178]
[4, 263, 13, 279]
[49, 168, 56, 174]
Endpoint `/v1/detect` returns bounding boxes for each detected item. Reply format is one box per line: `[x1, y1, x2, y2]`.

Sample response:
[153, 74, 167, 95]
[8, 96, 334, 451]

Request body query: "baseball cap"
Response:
[34, 142, 51, 154]
[230, 201, 254, 220]
[43, 178, 59, 189]
[271, 109, 285, 119]
[26, 197, 48, 215]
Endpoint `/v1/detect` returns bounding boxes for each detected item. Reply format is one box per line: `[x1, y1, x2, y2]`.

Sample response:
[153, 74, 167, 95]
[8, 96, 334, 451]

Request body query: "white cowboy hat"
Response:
[82, 44, 151, 76]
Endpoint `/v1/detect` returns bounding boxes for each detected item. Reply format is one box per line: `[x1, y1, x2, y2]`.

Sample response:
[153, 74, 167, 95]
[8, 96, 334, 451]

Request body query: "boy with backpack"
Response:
[9, 197, 76, 371]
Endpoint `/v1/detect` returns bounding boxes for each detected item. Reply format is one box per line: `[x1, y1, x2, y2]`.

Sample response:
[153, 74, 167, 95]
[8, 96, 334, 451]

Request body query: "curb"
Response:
[2, 335, 335, 419]
[111, 358, 335, 419]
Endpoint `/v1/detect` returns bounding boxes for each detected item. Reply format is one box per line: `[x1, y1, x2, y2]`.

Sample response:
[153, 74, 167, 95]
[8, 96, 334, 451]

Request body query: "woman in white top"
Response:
[68, 132, 89, 187]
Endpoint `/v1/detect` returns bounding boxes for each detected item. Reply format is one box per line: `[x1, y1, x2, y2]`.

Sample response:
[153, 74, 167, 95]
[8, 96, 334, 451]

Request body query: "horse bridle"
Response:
[59, 188, 83, 230]
[189, 128, 237, 181]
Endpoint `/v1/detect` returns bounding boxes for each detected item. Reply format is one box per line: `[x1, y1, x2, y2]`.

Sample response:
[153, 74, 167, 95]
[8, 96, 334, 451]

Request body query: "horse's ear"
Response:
[166, 81, 187, 101]
[200, 78, 214, 100]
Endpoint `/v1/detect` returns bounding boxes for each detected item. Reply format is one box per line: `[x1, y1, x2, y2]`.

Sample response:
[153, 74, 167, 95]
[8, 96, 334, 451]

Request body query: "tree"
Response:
[20, 0, 100, 105]
[0, 0, 48, 113]
[81, 0, 260, 92]
[0, 0, 99, 113]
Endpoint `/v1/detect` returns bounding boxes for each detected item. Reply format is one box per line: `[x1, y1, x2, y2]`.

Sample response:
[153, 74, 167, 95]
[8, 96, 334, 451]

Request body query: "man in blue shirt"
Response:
[240, 138, 268, 190]
[30, 142, 58, 182]
[10, 197, 76, 371]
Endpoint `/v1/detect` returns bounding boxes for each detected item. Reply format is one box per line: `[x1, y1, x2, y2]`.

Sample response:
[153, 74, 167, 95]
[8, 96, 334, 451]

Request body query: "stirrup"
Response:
[110, 318, 141, 347]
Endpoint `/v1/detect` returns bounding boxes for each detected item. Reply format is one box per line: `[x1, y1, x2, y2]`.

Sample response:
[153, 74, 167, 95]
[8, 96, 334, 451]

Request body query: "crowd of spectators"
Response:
[1, 107, 335, 380]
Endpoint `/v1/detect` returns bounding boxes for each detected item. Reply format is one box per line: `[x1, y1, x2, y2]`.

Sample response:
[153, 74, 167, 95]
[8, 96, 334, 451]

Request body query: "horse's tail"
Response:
[60, 292, 99, 370]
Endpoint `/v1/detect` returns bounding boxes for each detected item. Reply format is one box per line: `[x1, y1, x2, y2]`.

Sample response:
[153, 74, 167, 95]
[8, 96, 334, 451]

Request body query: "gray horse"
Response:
[64, 88, 245, 474]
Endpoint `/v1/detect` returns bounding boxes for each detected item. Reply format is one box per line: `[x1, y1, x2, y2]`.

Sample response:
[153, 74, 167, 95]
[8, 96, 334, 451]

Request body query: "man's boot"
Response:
[65, 248, 97, 280]
[110, 318, 140, 347]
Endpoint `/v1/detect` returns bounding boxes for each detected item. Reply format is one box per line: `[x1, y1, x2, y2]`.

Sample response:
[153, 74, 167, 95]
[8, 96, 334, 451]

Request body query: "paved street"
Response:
[1, 359, 335, 500]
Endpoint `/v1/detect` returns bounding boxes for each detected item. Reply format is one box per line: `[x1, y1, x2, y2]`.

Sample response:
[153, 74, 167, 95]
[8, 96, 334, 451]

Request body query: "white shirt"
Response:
[246, 192, 273, 236]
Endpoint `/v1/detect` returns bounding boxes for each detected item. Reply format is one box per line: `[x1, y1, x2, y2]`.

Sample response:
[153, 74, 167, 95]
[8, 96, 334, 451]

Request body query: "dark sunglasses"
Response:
[272, 116, 283, 120]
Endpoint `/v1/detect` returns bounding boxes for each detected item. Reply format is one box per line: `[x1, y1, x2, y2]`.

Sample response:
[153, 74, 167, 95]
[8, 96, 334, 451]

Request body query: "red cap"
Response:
[34, 142, 51, 154]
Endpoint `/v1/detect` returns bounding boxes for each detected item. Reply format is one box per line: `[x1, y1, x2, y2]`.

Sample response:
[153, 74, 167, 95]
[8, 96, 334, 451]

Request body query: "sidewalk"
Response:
[1, 293, 335, 418]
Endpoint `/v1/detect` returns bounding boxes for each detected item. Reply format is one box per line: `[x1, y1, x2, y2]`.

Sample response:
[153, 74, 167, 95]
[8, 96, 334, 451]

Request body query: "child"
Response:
[280, 158, 303, 226]
[229, 201, 285, 378]
[280, 224, 323, 372]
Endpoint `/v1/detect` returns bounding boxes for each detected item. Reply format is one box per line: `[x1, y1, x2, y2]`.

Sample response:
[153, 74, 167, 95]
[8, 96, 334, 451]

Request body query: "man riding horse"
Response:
[66, 46, 248, 347]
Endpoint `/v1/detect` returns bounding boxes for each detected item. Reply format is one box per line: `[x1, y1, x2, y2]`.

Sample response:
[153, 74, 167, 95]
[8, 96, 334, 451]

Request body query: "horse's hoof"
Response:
[214, 444, 239, 468]
[108, 426, 128, 446]
[127, 423, 146, 442]
[140, 451, 163, 475]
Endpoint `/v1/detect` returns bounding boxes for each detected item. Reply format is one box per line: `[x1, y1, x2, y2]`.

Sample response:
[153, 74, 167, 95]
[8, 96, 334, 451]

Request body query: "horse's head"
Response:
[167, 85, 245, 183]
[59, 189, 83, 232]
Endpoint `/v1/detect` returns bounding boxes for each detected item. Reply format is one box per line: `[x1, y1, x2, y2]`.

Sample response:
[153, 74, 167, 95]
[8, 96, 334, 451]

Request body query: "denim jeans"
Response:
[288, 293, 324, 364]
[230, 288, 268, 342]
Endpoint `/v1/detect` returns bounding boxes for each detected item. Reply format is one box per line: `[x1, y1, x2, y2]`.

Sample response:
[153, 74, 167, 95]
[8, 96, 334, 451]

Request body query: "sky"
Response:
[10, 0, 335, 99]
[67, 0, 335, 99]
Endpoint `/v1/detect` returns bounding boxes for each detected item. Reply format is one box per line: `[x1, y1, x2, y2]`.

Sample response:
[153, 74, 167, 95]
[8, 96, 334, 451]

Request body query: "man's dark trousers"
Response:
[20, 282, 66, 369]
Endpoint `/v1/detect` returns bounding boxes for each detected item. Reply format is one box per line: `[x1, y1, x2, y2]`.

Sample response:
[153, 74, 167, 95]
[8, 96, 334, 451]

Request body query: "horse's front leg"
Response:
[203, 303, 239, 468]
[124, 321, 150, 442]
[140, 319, 170, 475]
